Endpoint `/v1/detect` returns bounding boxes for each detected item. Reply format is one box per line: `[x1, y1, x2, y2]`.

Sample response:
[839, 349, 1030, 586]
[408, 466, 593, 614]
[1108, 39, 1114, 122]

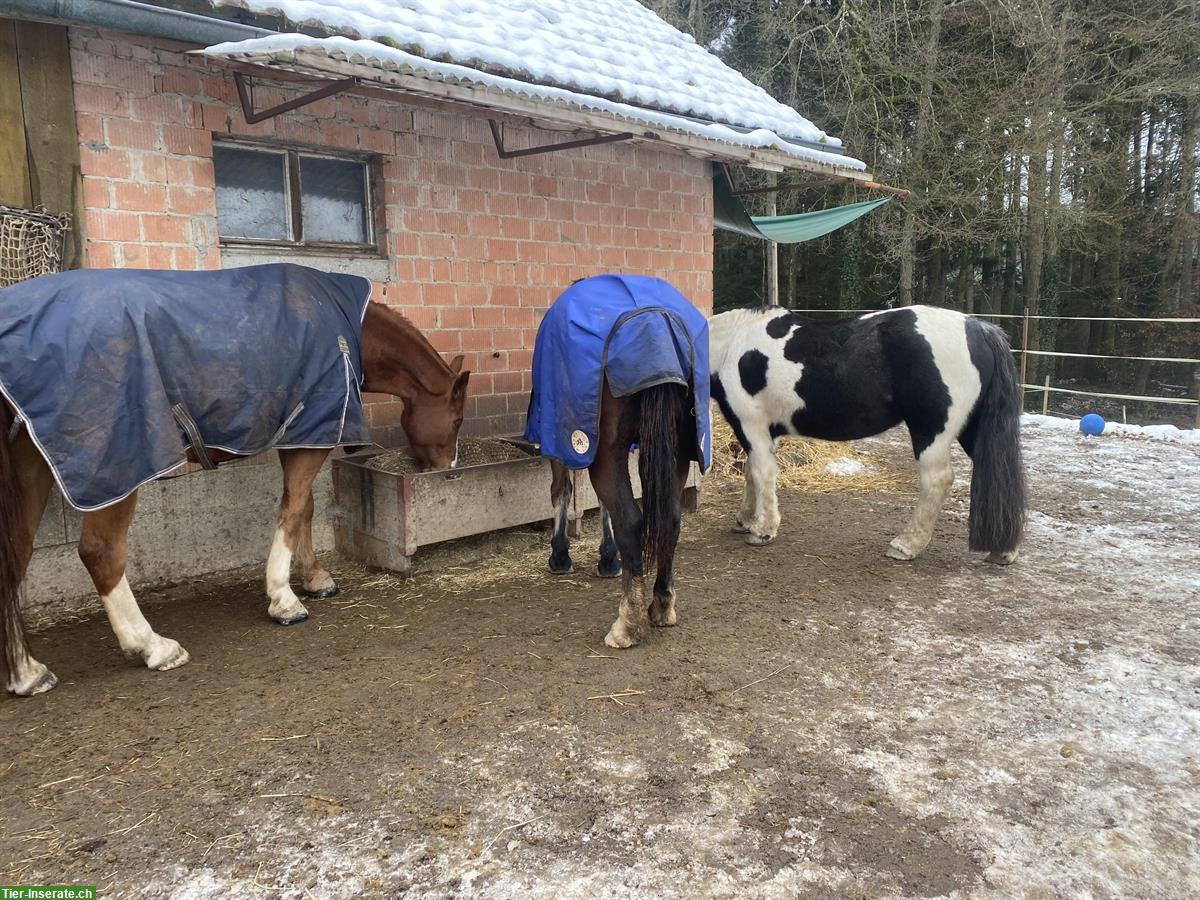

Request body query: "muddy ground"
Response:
[1, 424, 1197, 898]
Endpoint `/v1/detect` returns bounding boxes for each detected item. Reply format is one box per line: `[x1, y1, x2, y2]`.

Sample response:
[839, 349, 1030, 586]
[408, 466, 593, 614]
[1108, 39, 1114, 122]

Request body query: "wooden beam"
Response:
[0, 20, 32, 208]
[15, 21, 84, 268]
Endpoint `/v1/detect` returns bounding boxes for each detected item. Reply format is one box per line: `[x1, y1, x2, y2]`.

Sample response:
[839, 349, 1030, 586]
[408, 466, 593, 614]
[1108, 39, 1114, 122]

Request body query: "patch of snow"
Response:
[209, 0, 844, 148]
[824, 457, 871, 477]
[1022, 412, 1200, 444]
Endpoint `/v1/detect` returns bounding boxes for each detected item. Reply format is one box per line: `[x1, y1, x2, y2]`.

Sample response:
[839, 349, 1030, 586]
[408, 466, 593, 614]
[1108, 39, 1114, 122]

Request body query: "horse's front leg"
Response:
[743, 438, 781, 546]
[267, 449, 332, 624]
[732, 461, 757, 534]
[648, 456, 689, 627]
[281, 450, 339, 599]
[547, 460, 574, 574]
[80, 493, 189, 671]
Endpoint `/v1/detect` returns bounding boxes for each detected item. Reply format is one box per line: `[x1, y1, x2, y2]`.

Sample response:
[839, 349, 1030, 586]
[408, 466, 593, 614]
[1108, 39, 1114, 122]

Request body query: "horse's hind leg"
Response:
[595, 505, 621, 578]
[888, 434, 954, 561]
[268, 449, 332, 624]
[547, 461, 573, 575]
[648, 456, 690, 628]
[743, 439, 781, 546]
[5, 430, 58, 695]
[589, 448, 647, 649]
[80, 494, 189, 671]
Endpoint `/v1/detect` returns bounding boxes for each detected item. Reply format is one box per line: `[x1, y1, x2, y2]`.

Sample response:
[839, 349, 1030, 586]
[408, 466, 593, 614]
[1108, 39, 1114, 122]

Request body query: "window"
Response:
[213, 142, 379, 251]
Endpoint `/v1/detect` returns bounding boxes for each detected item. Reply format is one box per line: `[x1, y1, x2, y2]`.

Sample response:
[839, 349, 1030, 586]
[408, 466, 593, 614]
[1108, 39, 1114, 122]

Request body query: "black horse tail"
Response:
[636, 382, 688, 571]
[965, 322, 1027, 554]
[0, 417, 28, 689]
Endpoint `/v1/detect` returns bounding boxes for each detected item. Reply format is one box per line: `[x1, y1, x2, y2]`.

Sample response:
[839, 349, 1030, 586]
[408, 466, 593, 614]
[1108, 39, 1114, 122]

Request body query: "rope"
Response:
[781, 308, 1200, 323]
[0, 205, 70, 288]
[1019, 384, 1199, 405]
[1013, 348, 1200, 364]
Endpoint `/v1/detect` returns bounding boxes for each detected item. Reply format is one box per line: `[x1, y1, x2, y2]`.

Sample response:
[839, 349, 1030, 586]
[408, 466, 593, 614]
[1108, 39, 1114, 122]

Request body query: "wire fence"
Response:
[780, 306, 1200, 427]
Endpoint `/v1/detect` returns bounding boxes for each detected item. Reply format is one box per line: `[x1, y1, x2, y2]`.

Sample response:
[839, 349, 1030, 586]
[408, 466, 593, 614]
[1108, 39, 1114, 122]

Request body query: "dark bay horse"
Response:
[709, 305, 1025, 562]
[1, 265, 469, 696]
[525, 275, 710, 649]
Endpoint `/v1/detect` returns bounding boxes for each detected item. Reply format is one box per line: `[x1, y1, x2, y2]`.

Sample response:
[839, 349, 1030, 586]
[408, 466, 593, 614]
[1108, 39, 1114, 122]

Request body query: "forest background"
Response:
[642, 0, 1199, 419]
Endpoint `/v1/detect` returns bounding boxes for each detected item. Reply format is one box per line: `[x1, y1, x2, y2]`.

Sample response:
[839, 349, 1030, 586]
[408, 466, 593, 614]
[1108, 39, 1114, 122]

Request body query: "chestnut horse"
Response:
[0, 299, 468, 697]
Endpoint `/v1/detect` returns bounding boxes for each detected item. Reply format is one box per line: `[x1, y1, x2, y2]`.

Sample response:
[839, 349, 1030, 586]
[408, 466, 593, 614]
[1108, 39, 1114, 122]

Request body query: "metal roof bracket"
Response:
[488, 119, 634, 159]
[234, 71, 360, 125]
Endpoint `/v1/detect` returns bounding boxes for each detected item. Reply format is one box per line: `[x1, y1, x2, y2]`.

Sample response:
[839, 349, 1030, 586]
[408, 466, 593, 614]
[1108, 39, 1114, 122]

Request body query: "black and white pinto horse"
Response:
[709, 305, 1026, 563]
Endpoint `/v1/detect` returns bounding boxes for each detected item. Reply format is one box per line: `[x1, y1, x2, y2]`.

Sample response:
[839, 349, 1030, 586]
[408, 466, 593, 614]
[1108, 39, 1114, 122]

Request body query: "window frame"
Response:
[213, 136, 384, 257]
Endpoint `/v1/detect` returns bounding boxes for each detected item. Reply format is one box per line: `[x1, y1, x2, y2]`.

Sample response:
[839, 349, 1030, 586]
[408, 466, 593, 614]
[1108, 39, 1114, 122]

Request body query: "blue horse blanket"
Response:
[525, 274, 711, 470]
[0, 263, 372, 511]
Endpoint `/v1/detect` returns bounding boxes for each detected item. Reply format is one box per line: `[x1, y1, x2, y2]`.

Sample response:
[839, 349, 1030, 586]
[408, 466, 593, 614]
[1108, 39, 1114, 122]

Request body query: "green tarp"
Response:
[713, 169, 891, 243]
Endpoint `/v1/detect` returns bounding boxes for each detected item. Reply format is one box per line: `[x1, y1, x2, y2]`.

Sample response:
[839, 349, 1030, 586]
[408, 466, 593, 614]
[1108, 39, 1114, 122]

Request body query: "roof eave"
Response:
[198, 47, 872, 181]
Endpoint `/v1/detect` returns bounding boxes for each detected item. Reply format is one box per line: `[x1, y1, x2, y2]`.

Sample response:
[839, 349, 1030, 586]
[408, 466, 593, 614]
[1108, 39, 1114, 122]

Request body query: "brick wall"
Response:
[70, 27, 715, 440]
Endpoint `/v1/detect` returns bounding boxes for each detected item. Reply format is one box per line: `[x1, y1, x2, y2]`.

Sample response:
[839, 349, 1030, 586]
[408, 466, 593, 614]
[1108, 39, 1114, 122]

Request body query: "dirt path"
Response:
[1, 425, 1197, 898]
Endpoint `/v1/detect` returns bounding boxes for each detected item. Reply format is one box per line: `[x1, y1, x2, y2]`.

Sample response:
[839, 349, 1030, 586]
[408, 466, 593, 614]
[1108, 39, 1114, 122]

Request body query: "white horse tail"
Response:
[966, 321, 1027, 555]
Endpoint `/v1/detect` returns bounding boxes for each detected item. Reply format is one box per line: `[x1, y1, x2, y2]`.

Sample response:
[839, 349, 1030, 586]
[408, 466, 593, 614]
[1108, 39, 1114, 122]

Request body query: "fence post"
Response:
[1042, 375, 1051, 415]
[1193, 371, 1200, 429]
[1018, 306, 1030, 389]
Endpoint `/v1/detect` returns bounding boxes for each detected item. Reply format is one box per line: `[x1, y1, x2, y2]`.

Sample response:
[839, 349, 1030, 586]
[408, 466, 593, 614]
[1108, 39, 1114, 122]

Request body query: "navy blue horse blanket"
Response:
[0, 263, 372, 511]
[525, 274, 711, 470]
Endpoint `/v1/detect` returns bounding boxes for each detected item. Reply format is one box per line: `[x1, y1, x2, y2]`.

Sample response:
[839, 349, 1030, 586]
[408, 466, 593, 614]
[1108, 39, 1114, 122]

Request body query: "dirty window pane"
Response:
[213, 146, 289, 241]
[299, 155, 368, 244]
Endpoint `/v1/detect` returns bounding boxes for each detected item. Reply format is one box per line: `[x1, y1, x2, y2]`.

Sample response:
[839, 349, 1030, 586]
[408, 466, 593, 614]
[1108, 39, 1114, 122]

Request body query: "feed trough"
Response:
[332, 437, 699, 573]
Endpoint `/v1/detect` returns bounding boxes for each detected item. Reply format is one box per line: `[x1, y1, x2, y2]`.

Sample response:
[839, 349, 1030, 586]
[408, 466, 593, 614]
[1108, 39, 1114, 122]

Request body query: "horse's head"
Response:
[400, 354, 470, 471]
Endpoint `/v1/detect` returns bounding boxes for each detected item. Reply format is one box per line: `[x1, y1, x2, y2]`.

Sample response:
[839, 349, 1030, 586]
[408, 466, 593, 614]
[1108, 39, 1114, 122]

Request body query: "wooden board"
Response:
[0, 19, 32, 208]
[16, 21, 83, 268]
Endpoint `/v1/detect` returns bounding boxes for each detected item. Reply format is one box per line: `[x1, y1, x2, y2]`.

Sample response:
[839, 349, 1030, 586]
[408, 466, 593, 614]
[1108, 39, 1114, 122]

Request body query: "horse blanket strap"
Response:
[0, 263, 372, 511]
[7, 414, 21, 442]
[172, 405, 218, 471]
[524, 273, 712, 471]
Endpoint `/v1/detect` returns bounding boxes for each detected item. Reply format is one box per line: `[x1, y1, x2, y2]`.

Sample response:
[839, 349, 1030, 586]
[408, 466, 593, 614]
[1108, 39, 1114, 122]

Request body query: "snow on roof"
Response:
[203, 0, 864, 170]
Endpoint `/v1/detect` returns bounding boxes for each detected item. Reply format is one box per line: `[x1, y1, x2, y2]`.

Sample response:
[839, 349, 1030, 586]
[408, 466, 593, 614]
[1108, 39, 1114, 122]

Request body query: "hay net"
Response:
[0, 205, 70, 289]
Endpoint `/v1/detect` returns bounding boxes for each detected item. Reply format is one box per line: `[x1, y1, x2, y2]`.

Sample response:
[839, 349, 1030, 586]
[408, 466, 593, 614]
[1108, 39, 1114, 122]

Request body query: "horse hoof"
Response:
[649, 606, 677, 628]
[593, 562, 622, 579]
[146, 639, 190, 671]
[304, 582, 340, 599]
[604, 621, 638, 649]
[9, 663, 58, 697]
[886, 541, 917, 561]
[731, 520, 751, 534]
[986, 549, 1019, 565]
[548, 555, 573, 575]
[270, 603, 310, 625]
[745, 532, 775, 546]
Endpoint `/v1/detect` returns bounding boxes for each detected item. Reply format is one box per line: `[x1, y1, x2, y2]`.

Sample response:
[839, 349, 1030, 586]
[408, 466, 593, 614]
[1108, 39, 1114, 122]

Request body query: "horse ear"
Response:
[452, 369, 470, 399]
[448, 354, 465, 374]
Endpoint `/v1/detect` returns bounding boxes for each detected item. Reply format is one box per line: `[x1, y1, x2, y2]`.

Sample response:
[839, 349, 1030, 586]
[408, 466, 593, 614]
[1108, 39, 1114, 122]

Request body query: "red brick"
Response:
[166, 187, 214, 215]
[141, 214, 190, 243]
[86, 210, 140, 242]
[80, 146, 131, 179]
[162, 126, 211, 158]
[82, 180, 110, 209]
[85, 241, 116, 268]
[115, 182, 166, 213]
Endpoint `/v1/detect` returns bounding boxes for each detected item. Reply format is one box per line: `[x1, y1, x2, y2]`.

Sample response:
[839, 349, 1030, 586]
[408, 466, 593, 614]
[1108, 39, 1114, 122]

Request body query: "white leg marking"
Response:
[745, 444, 781, 545]
[101, 576, 189, 670]
[266, 526, 308, 624]
[734, 464, 756, 532]
[7, 650, 58, 696]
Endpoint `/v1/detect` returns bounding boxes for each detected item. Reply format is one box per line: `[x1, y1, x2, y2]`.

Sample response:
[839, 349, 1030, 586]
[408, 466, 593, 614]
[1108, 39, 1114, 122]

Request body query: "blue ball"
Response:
[1080, 413, 1105, 436]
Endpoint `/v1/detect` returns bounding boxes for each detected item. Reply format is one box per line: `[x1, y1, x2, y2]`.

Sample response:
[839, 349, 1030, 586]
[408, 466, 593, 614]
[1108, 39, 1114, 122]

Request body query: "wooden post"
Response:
[1018, 306, 1030, 388]
[766, 182, 779, 306]
[1042, 375, 1051, 415]
[1193, 371, 1200, 429]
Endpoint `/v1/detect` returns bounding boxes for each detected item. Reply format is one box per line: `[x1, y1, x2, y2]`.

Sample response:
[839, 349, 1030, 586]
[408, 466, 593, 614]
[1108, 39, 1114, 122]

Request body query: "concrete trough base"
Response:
[332, 441, 700, 574]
